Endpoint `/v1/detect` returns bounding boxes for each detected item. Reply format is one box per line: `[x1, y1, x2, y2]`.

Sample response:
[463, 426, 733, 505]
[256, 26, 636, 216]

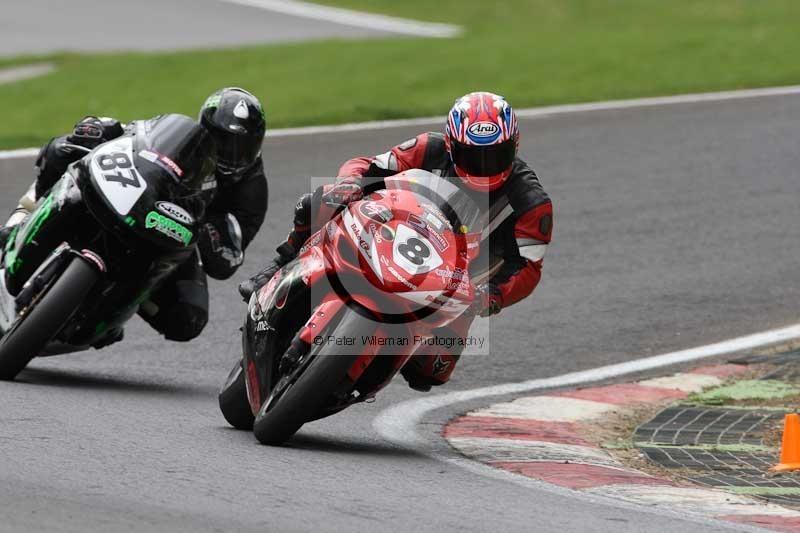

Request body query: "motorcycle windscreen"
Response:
[383, 170, 484, 234]
[137, 114, 217, 194]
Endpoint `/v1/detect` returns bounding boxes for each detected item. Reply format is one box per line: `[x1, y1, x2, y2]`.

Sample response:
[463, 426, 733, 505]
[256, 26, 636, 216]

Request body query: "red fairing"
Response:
[321, 188, 473, 328]
[336, 134, 430, 180]
[297, 296, 346, 345]
[246, 359, 261, 414]
[495, 201, 553, 308]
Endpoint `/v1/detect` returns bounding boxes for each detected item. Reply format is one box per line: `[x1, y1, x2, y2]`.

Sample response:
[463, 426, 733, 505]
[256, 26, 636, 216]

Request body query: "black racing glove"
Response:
[67, 116, 124, 149]
[35, 117, 125, 196]
[198, 213, 245, 281]
[471, 283, 503, 317]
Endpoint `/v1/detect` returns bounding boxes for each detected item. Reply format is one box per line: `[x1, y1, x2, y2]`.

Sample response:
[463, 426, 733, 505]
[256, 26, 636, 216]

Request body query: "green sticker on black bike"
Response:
[4, 193, 54, 276]
[4, 226, 21, 275]
[145, 211, 193, 246]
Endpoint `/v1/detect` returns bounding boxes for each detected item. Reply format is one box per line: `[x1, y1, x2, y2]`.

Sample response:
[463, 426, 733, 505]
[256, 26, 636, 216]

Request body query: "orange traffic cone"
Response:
[770, 413, 800, 473]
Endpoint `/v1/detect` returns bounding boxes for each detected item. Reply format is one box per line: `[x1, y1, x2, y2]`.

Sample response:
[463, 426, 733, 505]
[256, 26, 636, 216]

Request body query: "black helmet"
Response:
[199, 87, 266, 183]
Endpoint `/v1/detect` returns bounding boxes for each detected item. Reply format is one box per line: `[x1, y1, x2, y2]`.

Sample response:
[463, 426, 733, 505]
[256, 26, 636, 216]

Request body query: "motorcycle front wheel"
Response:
[252, 308, 368, 445]
[0, 257, 98, 381]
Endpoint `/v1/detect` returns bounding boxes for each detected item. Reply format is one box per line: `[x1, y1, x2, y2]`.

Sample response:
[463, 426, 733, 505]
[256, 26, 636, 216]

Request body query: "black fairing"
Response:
[243, 259, 311, 409]
[75, 116, 214, 252]
[2, 114, 216, 349]
[141, 114, 218, 193]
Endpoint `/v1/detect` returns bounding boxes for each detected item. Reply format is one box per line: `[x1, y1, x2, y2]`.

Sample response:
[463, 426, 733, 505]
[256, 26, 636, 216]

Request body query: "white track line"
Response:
[0, 148, 39, 160]
[219, 0, 461, 38]
[268, 84, 800, 138]
[3, 84, 800, 161]
[0, 63, 54, 86]
[374, 323, 800, 447]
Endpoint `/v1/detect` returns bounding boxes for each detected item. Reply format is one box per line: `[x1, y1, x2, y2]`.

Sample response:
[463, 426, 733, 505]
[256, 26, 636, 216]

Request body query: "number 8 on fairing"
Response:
[397, 237, 430, 266]
[392, 223, 443, 275]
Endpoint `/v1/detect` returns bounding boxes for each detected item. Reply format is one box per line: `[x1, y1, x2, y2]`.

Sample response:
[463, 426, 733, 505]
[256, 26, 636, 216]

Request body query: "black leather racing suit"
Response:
[7, 118, 268, 341]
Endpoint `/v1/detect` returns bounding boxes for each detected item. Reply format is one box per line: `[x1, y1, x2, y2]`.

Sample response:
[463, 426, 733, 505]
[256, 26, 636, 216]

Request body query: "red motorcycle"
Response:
[219, 171, 483, 445]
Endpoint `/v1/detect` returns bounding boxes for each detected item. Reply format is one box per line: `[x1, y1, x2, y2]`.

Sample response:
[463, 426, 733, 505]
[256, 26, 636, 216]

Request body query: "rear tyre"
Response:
[252, 310, 365, 445]
[218, 360, 255, 430]
[0, 257, 98, 381]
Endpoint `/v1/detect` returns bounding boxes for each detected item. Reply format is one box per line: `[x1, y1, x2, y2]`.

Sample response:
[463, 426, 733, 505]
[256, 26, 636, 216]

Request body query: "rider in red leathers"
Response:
[241, 92, 553, 390]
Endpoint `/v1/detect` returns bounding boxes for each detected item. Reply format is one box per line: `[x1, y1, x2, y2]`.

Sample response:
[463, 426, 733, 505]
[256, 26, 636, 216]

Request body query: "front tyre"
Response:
[252, 309, 366, 445]
[218, 360, 255, 430]
[0, 257, 98, 380]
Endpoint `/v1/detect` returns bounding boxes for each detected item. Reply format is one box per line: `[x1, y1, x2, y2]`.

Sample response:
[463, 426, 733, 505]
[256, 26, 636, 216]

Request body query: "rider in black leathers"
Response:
[0, 88, 269, 342]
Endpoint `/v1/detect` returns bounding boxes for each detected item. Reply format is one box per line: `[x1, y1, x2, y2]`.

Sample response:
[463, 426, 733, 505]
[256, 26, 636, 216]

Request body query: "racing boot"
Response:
[237, 239, 301, 302]
[238, 258, 284, 302]
[400, 367, 435, 392]
[401, 353, 460, 392]
[238, 260, 278, 302]
[92, 327, 125, 349]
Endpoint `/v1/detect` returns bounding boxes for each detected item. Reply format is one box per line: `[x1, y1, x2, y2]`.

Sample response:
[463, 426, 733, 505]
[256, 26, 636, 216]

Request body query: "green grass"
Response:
[688, 380, 800, 405]
[2, 0, 800, 148]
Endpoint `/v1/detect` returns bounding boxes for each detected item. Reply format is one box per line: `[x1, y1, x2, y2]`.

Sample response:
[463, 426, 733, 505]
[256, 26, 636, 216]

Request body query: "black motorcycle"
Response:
[0, 114, 216, 380]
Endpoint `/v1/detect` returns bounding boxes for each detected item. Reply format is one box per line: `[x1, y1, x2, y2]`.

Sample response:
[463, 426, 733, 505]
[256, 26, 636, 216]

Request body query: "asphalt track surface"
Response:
[0, 0, 388, 57]
[1, 93, 799, 532]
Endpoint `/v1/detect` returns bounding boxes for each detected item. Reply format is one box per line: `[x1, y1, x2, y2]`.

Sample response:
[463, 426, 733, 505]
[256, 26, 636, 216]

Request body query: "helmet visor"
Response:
[450, 138, 516, 178]
[216, 132, 261, 178]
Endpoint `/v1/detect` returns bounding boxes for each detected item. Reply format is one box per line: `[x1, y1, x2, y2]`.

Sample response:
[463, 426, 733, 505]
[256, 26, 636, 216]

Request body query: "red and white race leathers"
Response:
[338, 131, 553, 311]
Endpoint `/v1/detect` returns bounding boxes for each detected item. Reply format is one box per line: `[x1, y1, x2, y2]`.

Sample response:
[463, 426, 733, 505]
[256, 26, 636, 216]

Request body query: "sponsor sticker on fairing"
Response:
[139, 149, 183, 178]
[158, 154, 183, 177]
[299, 231, 322, 254]
[434, 266, 469, 293]
[139, 150, 158, 163]
[156, 201, 194, 225]
[426, 229, 448, 253]
[359, 202, 393, 223]
[425, 293, 468, 311]
[407, 213, 448, 252]
[369, 223, 382, 244]
[145, 211, 193, 246]
[386, 265, 418, 291]
[424, 211, 445, 232]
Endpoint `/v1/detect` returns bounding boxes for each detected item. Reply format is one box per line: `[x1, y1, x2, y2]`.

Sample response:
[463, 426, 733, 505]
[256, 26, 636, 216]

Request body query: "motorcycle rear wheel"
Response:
[252, 309, 366, 445]
[0, 257, 98, 381]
